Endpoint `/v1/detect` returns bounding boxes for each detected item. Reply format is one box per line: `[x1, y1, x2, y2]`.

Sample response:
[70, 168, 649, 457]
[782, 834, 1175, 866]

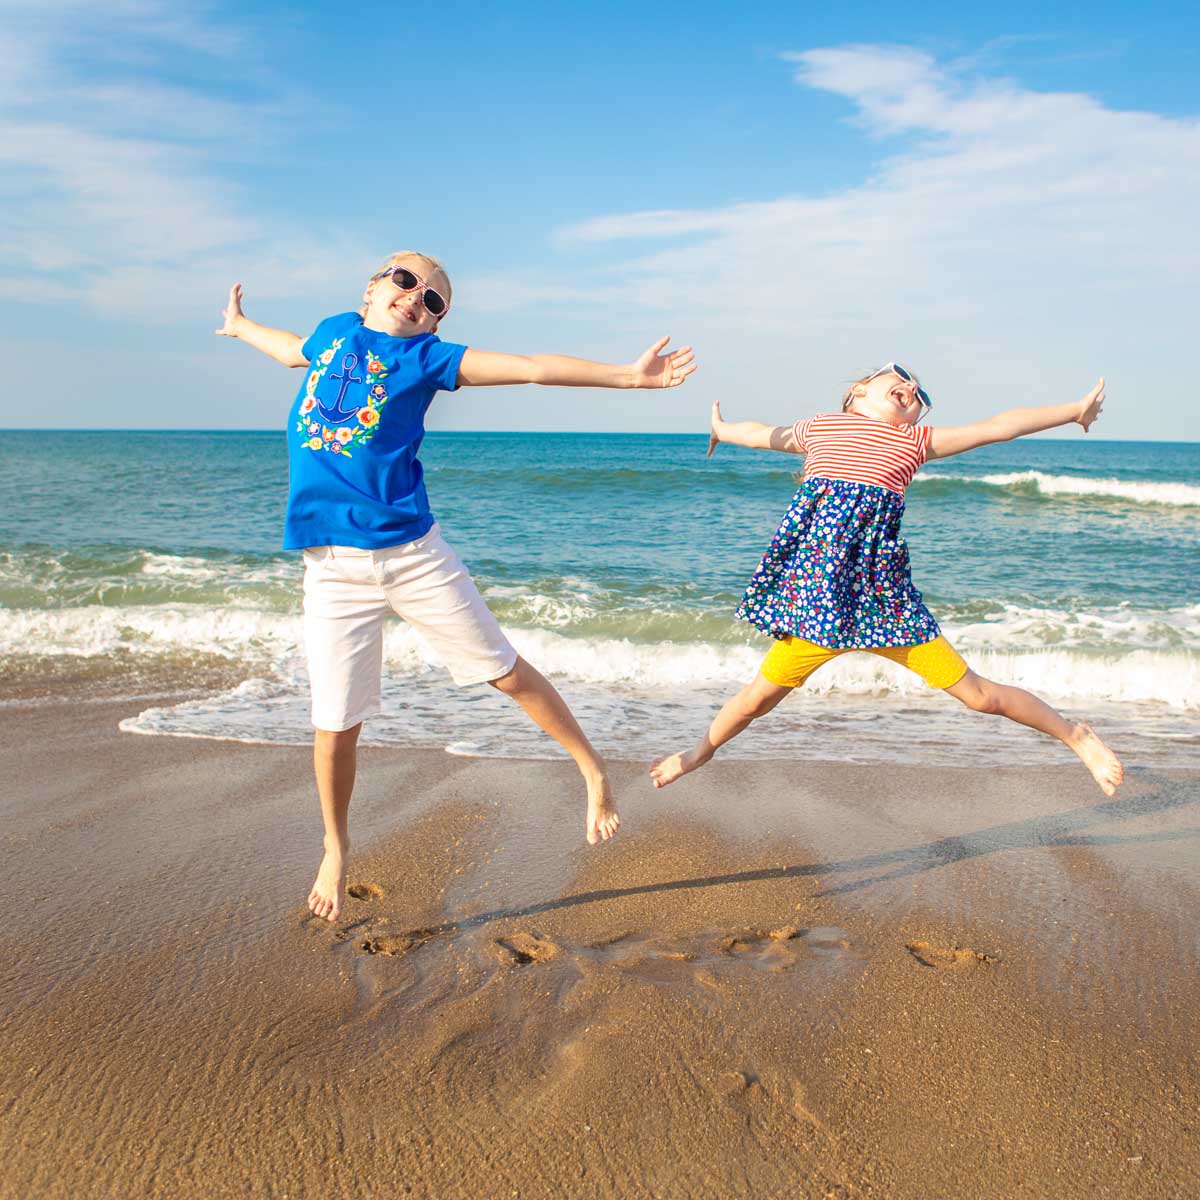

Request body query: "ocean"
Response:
[2, 430, 1197, 767]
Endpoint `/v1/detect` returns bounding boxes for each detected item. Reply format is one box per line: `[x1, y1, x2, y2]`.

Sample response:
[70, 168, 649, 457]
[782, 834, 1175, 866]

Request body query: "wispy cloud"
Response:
[537, 45, 1199, 424]
[0, 0, 362, 321]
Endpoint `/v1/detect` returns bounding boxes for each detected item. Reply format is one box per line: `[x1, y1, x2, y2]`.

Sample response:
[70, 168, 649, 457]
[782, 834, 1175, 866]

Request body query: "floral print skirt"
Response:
[735, 476, 941, 650]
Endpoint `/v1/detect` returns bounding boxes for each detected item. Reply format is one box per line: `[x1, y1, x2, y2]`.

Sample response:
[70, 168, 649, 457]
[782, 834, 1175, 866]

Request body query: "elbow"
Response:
[523, 356, 548, 385]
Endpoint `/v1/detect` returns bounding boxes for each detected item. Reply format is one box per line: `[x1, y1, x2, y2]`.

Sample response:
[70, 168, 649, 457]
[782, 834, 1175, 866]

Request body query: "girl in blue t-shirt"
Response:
[217, 251, 696, 922]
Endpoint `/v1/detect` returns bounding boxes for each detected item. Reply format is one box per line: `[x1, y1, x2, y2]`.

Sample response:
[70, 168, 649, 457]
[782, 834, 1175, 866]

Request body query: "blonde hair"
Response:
[360, 250, 453, 317]
[841, 370, 877, 413]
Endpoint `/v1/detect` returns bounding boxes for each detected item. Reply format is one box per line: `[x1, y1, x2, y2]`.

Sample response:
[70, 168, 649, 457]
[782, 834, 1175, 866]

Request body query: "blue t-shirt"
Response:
[284, 312, 467, 550]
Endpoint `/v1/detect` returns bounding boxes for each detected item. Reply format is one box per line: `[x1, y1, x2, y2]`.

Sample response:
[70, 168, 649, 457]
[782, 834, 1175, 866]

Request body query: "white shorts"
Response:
[301, 524, 518, 732]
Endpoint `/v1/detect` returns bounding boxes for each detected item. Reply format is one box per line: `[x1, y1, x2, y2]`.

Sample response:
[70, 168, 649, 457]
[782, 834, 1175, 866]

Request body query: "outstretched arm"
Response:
[214, 284, 309, 368]
[707, 401, 800, 457]
[929, 378, 1105, 460]
[456, 336, 695, 389]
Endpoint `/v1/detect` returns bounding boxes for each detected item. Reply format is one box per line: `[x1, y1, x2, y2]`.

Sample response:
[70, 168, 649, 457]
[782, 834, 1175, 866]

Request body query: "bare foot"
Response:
[308, 844, 348, 922]
[1066, 723, 1124, 796]
[586, 771, 620, 845]
[649, 745, 711, 789]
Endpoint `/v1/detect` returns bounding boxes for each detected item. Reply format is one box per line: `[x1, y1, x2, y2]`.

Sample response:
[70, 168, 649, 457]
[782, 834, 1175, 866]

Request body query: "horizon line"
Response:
[2, 428, 1196, 445]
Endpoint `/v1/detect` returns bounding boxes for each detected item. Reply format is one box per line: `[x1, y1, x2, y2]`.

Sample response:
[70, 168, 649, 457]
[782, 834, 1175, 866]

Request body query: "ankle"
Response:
[578, 757, 608, 785]
[1063, 721, 1088, 748]
[322, 836, 350, 859]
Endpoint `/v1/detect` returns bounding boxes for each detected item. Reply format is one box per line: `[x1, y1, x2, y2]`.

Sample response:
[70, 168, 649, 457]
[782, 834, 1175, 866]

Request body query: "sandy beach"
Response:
[2, 670, 1198, 1199]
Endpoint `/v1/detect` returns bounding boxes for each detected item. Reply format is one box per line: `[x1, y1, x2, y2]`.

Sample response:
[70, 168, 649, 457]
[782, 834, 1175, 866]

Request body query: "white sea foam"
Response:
[0, 604, 305, 665]
[119, 662, 1200, 768]
[940, 603, 1200, 651]
[923, 470, 1200, 507]
[483, 584, 600, 628]
[139, 553, 227, 582]
[138, 551, 298, 587]
[499, 628, 1199, 709]
[4, 601, 1198, 709]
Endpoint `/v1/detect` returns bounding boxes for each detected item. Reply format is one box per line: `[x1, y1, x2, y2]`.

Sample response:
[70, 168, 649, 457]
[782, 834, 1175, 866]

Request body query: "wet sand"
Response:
[1, 681, 1198, 1199]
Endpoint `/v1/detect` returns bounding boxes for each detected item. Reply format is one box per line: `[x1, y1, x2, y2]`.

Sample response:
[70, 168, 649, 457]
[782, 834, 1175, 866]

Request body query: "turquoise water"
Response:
[2, 430, 1197, 765]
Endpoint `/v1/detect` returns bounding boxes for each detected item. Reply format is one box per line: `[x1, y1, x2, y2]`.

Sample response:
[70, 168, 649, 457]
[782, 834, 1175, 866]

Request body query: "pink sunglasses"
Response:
[375, 265, 450, 318]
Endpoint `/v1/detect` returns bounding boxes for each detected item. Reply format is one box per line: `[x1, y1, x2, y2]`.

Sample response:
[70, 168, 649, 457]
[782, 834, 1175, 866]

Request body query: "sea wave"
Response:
[499, 629, 1199, 709]
[5, 597, 1197, 658]
[0, 604, 305, 666]
[917, 470, 1200, 507]
[5, 603, 1196, 709]
[0, 547, 299, 610]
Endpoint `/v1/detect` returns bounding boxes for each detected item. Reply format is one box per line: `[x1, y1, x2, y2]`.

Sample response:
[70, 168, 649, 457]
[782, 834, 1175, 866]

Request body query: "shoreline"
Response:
[11, 650, 1194, 774]
[1, 683, 1198, 1198]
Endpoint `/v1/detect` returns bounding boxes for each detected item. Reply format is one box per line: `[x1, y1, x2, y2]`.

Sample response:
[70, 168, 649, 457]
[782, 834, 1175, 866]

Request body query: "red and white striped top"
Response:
[791, 412, 932, 496]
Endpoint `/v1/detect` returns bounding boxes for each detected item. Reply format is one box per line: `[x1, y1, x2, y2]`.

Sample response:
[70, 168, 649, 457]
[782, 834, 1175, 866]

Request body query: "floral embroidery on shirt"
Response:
[295, 337, 392, 459]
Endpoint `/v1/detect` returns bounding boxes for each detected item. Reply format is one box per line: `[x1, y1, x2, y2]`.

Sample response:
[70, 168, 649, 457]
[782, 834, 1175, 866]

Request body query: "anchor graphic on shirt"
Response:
[315, 352, 365, 423]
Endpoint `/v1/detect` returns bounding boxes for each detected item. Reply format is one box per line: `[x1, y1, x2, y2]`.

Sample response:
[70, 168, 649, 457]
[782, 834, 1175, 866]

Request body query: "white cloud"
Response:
[0, 0, 361, 322]
[544, 46, 1200, 434]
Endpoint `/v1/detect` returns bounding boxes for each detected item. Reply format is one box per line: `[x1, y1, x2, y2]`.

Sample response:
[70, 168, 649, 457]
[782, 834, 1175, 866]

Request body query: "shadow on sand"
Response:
[353, 773, 1198, 942]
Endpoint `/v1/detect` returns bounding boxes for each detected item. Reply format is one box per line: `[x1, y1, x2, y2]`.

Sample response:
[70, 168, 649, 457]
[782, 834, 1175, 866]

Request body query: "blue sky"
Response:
[3, 0, 1198, 439]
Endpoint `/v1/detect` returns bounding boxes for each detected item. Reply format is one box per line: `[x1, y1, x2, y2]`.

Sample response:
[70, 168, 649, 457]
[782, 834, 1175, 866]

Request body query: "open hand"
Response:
[707, 400, 724, 457]
[629, 336, 696, 388]
[1076, 377, 1105, 432]
[215, 283, 245, 338]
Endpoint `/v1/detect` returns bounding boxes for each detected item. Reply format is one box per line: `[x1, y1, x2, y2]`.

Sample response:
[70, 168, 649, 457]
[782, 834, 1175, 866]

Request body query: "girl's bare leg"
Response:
[308, 722, 362, 922]
[489, 656, 619, 844]
[650, 674, 794, 788]
[944, 669, 1123, 795]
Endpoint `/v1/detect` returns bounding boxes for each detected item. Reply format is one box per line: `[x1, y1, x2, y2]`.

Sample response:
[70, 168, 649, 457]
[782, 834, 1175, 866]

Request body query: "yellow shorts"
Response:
[760, 634, 968, 691]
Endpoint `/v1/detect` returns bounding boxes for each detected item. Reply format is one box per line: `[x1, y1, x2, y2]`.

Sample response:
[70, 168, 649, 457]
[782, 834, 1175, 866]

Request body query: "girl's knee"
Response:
[315, 722, 362, 749]
[740, 680, 790, 721]
[948, 672, 1002, 714]
[487, 659, 524, 695]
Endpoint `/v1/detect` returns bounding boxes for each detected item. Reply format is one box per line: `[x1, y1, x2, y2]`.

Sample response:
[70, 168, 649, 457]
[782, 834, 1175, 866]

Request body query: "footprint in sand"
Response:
[347, 882, 385, 901]
[361, 928, 436, 957]
[585, 932, 696, 966]
[492, 932, 562, 967]
[905, 940, 1000, 969]
[718, 926, 808, 971]
[715, 1069, 760, 1099]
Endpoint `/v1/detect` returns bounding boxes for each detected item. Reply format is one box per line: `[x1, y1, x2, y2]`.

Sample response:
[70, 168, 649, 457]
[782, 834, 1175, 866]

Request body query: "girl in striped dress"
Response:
[650, 365, 1124, 796]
